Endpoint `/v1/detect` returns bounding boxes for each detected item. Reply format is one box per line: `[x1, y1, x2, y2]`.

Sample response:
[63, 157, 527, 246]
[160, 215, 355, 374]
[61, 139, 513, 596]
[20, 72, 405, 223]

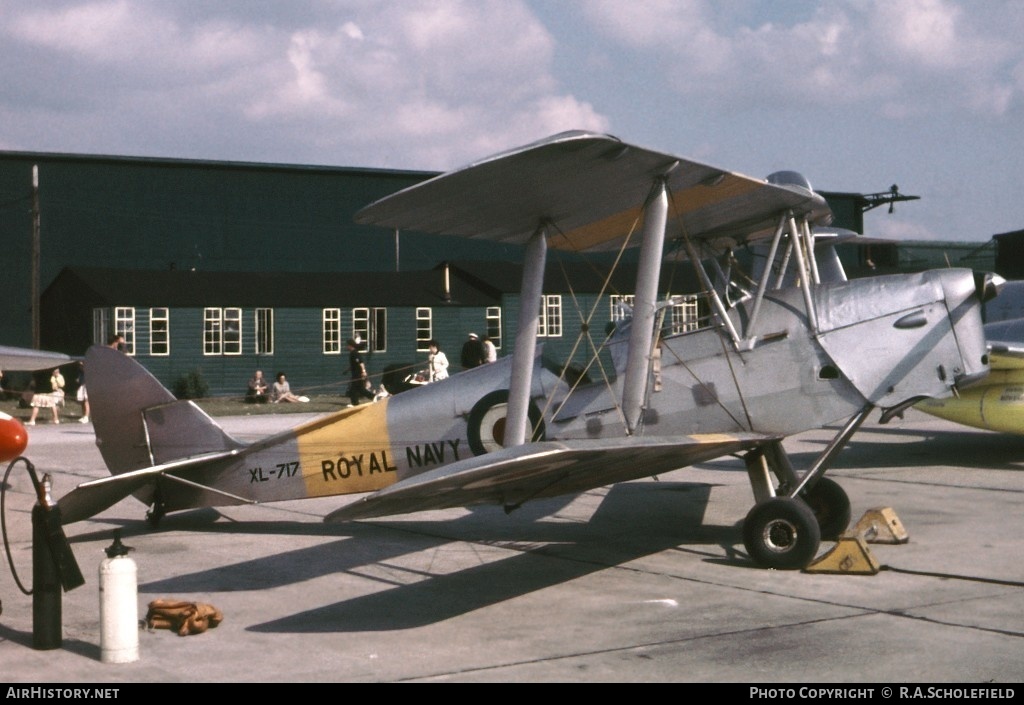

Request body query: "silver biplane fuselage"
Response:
[60, 132, 995, 571]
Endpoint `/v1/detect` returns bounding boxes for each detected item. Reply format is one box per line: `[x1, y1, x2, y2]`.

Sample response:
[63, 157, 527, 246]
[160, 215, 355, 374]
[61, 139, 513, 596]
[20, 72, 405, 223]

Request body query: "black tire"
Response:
[743, 497, 821, 570]
[800, 476, 851, 541]
[467, 389, 545, 456]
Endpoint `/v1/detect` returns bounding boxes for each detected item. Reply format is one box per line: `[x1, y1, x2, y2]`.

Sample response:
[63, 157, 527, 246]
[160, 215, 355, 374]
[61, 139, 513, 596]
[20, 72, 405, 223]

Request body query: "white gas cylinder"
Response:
[98, 531, 139, 664]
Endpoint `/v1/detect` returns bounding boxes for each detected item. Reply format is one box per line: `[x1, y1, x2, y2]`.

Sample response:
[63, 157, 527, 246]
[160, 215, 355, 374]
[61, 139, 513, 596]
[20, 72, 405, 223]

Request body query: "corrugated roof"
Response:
[0, 148, 435, 179]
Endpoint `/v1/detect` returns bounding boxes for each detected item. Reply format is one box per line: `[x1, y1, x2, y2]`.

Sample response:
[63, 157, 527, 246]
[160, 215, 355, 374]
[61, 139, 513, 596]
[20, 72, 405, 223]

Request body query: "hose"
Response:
[1, 455, 40, 595]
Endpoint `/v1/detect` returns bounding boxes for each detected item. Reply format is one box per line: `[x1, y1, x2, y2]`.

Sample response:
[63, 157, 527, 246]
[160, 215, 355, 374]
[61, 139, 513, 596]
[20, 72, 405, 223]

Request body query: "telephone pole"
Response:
[31, 165, 40, 348]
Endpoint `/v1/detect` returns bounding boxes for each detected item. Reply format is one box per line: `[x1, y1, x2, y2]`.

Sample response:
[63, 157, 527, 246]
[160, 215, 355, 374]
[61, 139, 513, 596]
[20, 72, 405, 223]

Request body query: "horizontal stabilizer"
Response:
[57, 450, 239, 524]
[325, 432, 773, 523]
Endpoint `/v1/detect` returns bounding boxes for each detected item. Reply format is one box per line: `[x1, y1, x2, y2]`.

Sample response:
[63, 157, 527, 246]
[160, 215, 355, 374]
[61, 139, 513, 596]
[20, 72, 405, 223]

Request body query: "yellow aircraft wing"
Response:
[355, 130, 831, 253]
[325, 432, 774, 523]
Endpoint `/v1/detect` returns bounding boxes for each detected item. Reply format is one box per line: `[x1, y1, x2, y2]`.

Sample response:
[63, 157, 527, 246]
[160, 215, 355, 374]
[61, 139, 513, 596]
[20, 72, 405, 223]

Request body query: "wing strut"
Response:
[789, 213, 819, 332]
[506, 223, 548, 447]
[679, 227, 742, 347]
[744, 214, 788, 347]
[788, 402, 873, 497]
[622, 178, 669, 433]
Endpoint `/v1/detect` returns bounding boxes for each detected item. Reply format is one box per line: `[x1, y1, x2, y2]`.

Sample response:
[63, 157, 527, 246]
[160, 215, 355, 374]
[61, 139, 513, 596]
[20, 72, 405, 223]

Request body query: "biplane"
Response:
[57, 131, 997, 570]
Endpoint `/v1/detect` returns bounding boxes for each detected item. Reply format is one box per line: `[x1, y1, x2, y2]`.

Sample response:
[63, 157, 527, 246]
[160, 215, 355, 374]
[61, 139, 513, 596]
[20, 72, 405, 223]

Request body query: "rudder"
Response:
[86, 346, 244, 475]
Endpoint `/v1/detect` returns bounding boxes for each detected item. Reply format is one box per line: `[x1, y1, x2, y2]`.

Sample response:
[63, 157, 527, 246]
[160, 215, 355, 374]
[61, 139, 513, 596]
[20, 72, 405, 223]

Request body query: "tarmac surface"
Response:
[1, 408, 1022, 684]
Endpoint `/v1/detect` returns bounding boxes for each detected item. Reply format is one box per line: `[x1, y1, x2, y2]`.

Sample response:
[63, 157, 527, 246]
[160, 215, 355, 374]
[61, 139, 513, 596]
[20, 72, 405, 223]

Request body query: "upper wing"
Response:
[355, 130, 831, 253]
[325, 432, 774, 523]
[0, 344, 76, 371]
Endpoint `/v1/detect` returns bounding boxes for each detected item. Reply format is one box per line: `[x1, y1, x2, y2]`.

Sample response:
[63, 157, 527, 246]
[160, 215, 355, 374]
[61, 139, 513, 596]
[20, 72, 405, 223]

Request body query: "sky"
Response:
[2, 0, 1022, 243]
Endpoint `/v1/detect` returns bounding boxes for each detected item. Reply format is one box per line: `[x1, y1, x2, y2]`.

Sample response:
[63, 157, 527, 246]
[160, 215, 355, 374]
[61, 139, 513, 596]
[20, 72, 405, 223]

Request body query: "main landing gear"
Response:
[741, 476, 853, 571]
[742, 497, 821, 571]
[741, 406, 868, 570]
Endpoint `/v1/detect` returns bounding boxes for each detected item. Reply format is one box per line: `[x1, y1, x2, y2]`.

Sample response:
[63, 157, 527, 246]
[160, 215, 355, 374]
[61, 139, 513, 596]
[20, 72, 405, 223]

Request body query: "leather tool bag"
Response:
[145, 599, 224, 636]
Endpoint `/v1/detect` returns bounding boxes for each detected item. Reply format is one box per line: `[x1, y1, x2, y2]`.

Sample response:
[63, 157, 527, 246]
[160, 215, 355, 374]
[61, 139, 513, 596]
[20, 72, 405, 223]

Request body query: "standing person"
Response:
[346, 339, 376, 407]
[460, 332, 485, 370]
[75, 360, 90, 423]
[271, 372, 308, 403]
[247, 369, 269, 403]
[482, 335, 497, 363]
[426, 339, 449, 382]
[107, 333, 126, 351]
[27, 367, 65, 425]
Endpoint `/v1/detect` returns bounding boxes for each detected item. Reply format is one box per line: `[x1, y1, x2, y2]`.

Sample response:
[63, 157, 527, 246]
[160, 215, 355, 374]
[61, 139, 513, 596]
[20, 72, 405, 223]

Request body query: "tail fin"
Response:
[86, 346, 244, 475]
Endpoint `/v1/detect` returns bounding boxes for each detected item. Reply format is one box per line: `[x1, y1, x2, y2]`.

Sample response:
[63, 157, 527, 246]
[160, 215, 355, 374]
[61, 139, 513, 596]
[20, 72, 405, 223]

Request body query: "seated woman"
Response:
[27, 368, 65, 425]
[246, 370, 269, 403]
[271, 372, 309, 403]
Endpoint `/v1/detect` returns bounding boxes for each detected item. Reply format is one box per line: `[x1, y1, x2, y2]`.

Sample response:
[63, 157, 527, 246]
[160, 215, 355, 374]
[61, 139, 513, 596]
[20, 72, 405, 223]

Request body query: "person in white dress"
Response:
[427, 340, 449, 382]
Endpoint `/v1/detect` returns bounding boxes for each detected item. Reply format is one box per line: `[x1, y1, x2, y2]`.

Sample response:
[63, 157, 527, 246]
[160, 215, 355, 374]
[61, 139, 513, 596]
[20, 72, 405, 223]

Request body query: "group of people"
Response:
[244, 331, 498, 410]
[246, 370, 309, 404]
[246, 341, 378, 408]
[412, 332, 497, 386]
[460, 332, 497, 369]
[18, 328, 501, 425]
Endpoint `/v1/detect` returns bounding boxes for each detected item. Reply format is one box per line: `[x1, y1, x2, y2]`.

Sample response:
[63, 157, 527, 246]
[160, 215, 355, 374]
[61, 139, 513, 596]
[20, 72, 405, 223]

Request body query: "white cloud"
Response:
[578, 0, 711, 46]
[9, 0, 153, 58]
[234, 0, 607, 168]
[0, 0, 612, 169]
[576, 0, 1024, 117]
[1, 0, 1020, 242]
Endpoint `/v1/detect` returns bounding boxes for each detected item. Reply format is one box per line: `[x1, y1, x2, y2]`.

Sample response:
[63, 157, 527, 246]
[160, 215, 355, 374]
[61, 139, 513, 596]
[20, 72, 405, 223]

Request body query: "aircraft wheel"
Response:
[743, 497, 821, 570]
[800, 477, 851, 540]
[467, 390, 545, 456]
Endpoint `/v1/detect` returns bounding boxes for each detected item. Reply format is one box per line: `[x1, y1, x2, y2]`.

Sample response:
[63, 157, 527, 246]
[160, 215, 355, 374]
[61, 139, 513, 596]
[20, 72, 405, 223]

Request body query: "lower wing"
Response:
[325, 432, 775, 523]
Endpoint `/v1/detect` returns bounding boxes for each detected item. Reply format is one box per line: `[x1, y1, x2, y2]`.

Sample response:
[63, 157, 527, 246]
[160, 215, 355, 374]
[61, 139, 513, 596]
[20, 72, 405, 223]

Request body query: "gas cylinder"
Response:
[98, 530, 139, 664]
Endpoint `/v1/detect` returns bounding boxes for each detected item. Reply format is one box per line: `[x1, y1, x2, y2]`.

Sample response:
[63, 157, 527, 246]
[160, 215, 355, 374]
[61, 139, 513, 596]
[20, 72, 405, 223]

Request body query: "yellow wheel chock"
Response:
[804, 507, 908, 575]
[849, 506, 909, 544]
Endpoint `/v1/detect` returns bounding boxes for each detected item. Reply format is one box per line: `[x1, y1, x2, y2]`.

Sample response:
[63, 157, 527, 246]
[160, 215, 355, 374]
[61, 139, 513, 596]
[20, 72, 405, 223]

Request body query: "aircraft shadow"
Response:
[125, 482, 744, 632]
[67, 507, 367, 545]
[796, 424, 1024, 471]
